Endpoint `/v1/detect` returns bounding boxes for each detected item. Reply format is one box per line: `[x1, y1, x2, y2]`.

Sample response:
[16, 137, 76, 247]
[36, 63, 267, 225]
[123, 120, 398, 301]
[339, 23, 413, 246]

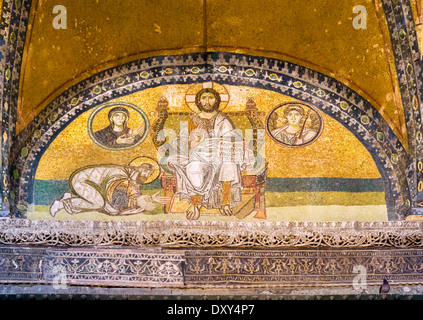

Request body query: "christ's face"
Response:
[199, 92, 217, 112]
[287, 110, 302, 126]
[111, 112, 127, 127]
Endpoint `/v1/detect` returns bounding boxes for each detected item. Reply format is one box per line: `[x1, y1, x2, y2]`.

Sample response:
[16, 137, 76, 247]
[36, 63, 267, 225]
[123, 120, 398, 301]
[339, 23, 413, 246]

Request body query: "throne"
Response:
[150, 96, 267, 219]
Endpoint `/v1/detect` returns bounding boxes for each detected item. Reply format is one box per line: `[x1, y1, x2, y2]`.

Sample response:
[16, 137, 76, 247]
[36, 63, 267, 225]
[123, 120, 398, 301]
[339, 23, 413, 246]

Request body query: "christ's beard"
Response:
[200, 104, 216, 112]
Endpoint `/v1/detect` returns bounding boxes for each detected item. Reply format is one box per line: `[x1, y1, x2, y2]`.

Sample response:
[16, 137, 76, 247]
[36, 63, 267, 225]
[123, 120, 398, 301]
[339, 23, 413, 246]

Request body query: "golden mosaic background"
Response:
[19, 0, 407, 149]
[35, 85, 381, 180]
[31, 85, 387, 222]
[14, 0, 411, 223]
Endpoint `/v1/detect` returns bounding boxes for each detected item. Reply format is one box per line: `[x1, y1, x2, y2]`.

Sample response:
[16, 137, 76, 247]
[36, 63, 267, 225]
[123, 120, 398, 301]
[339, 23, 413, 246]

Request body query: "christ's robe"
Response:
[167, 112, 246, 209]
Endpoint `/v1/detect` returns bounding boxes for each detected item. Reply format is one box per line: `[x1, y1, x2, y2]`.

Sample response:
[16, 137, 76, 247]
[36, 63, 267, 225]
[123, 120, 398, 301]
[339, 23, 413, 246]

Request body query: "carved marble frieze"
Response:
[1, 244, 423, 288]
[0, 219, 422, 248]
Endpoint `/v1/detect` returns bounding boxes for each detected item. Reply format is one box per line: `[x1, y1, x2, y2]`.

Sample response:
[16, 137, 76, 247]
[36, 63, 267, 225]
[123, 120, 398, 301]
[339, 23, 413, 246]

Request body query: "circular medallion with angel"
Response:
[266, 103, 323, 147]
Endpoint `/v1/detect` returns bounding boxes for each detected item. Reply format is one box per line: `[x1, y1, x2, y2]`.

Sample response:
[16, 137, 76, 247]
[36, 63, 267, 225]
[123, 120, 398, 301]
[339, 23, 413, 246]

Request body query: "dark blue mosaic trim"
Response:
[0, 0, 32, 216]
[381, 0, 423, 213]
[9, 52, 409, 220]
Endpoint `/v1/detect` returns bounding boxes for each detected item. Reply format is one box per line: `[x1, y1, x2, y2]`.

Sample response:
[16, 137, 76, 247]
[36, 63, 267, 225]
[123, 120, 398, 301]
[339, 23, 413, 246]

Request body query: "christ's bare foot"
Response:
[219, 205, 233, 216]
[186, 205, 200, 220]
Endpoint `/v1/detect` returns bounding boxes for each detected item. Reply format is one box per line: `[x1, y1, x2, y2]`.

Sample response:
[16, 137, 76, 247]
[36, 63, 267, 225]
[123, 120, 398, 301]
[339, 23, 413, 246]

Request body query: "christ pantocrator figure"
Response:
[167, 88, 252, 220]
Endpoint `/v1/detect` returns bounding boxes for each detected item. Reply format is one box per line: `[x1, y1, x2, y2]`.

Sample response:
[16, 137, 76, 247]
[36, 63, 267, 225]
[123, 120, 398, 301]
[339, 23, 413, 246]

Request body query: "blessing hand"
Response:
[116, 135, 136, 145]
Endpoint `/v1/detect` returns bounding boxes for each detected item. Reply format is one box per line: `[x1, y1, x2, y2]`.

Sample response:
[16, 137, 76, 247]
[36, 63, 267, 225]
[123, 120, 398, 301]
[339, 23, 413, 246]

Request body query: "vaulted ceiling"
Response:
[16, 0, 423, 150]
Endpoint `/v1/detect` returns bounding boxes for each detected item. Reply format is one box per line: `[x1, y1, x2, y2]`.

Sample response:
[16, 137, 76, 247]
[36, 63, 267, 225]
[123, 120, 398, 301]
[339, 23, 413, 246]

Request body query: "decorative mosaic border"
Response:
[11, 51, 409, 220]
[0, 219, 422, 248]
[1, 244, 423, 288]
[381, 0, 423, 213]
[0, 0, 33, 215]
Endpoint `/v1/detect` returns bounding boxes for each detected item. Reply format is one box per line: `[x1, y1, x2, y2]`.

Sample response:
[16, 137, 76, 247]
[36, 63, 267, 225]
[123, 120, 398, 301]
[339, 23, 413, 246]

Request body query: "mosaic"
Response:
[50, 156, 163, 217]
[0, 0, 422, 294]
[380, 0, 423, 212]
[88, 102, 149, 150]
[24, 79, 395, 223]
[0, 0, 421, 226]
[4, 48, 413, 222]
[266, 102, 323, 147]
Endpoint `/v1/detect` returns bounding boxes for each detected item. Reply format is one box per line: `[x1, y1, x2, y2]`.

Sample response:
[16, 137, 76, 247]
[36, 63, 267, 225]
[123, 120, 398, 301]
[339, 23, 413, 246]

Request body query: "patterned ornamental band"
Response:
[1, 245, 423, 288]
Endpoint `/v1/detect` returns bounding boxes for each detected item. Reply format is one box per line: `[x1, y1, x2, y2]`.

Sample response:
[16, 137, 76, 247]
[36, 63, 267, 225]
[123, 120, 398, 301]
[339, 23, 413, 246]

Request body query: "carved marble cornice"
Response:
[1, 219, 422, 247]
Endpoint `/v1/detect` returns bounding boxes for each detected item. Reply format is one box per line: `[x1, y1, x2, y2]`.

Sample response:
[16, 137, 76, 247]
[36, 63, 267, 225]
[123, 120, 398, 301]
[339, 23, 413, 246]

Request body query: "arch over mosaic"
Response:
[10, 52, 410, 221]
[0, 0, 421, 227]
[380, 0, 423, 213]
